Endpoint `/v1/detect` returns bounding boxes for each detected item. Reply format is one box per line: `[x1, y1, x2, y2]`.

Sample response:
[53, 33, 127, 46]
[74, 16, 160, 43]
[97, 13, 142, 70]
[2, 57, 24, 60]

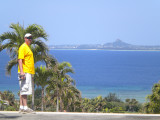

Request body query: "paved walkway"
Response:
[0, 111, 160, 120]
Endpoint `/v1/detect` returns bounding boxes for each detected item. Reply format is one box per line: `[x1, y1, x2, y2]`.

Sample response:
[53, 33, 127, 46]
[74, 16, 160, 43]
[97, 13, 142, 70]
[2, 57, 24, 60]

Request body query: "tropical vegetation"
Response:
[0, 90, 144, 113]
[0, 91, 19, 111]
[144, 81, 160, 113]
[46, 62, 81, 112]
[34, 65, 52, 111]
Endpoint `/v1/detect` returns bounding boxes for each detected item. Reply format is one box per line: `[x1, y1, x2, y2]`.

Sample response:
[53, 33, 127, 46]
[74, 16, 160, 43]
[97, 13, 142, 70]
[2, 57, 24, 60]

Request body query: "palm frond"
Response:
[1, 42, 19, 59]
[65, 75, 75, 85]
[44, 55, 58, 68]
[6, 58, 18, 75]
[8, 48, 18, 59]
[0, 32, 16, 42]
[63, 68, 74, 74]
[35, 65, 53, 88]
[25, 24, 48, 40]
[10, 23, 25, 40]
[31, 40, 49, 52]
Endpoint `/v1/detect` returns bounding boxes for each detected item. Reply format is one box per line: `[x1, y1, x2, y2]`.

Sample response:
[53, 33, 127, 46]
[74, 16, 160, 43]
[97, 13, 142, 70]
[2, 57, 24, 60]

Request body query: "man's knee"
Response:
[21, 95, 27, 99]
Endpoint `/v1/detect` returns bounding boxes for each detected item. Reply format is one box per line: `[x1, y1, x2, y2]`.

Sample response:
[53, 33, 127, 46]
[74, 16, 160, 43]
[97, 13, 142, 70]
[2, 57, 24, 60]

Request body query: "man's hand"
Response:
[20, 72, 26, 80]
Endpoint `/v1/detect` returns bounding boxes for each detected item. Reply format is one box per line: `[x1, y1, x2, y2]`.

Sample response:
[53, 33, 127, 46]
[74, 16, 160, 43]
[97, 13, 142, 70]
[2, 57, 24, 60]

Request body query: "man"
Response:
[18, 33, 35, 113]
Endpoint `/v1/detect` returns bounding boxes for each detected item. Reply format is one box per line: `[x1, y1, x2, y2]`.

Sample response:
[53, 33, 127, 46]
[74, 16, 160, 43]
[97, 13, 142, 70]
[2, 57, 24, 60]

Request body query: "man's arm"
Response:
[18, 59, 24, 74]
[18, 59, 25, 79]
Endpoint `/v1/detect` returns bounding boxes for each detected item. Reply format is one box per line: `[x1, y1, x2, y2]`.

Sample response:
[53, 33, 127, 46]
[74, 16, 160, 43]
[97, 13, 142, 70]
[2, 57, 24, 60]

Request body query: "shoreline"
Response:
[49, 48, 160, 51]
[0, 84, 149, 104]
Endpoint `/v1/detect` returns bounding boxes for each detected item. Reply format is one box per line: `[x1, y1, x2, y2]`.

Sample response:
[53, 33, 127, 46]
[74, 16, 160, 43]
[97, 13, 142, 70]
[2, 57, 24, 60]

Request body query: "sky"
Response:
[0, 0, 160, 45]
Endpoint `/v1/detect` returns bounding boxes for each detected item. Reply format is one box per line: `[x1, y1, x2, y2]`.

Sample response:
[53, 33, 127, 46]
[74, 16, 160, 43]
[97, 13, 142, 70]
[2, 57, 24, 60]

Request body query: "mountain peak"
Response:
[104, 39, 131, 47]
[115, 39, 123, 43]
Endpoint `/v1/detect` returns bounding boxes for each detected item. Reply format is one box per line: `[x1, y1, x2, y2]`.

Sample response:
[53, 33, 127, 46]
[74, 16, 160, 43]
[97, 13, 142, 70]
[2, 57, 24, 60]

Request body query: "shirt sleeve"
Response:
[18, 46, 25, 59]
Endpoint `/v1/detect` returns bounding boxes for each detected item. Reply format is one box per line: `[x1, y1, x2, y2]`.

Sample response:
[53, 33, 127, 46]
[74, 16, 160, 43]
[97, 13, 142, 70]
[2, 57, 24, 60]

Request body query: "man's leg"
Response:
[20, 95, 23, 106]
[20, 73, 35, 113]
[23, 73, 35, 113]
[22, 95, 27, 106]
[19, 95, 24, 112]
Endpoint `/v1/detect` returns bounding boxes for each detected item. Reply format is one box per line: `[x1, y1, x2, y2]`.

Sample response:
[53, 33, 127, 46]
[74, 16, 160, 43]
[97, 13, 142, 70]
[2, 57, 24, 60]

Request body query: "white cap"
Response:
[24, 33, 32, 37]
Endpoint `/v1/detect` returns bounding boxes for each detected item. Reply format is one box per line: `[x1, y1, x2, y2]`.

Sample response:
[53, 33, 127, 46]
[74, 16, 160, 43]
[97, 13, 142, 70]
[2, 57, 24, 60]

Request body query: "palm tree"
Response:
[0, 23, 55, 109]
[34, 65, 52, 111]
[104, 93, 121, 102]
[0, 23, 49, 75]
[45, 91, 57, 111]
[46, 62, 75, 112]
[64, 85, 82, 112]
[125, 98, 139, 112]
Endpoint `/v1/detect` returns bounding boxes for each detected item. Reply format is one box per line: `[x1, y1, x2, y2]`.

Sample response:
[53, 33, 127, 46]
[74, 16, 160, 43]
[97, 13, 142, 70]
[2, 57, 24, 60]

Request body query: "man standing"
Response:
[18, 33, 35, 113]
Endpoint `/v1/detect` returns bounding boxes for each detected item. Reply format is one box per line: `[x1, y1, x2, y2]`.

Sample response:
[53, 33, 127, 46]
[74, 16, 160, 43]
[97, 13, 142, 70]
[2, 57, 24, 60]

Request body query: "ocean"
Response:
[1, 50, 160, 103]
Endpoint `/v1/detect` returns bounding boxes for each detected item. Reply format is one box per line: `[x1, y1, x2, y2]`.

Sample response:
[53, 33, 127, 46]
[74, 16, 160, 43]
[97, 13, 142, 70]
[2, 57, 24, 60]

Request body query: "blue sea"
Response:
[1, 50, 160, 103]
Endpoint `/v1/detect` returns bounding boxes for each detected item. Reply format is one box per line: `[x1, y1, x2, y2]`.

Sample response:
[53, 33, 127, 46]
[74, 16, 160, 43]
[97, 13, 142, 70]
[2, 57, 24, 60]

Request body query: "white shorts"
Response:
[19, 73, 33, 95]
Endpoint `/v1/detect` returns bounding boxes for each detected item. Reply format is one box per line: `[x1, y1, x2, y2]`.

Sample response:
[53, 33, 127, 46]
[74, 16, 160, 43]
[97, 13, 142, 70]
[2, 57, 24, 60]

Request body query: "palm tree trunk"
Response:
[67, 104, 70, 112]
[56, 95, 59, 112]
[73, 102, 76, 112]
[67, 100, 71, 112]
[32, 76, 34, 110]
[60, 97, 63, 112]
[42, 87, 44, 111]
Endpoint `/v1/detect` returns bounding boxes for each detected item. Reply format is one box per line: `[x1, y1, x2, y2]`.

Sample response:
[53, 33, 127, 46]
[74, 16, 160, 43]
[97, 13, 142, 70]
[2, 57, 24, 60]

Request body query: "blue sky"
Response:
[0, 0, 160, 45]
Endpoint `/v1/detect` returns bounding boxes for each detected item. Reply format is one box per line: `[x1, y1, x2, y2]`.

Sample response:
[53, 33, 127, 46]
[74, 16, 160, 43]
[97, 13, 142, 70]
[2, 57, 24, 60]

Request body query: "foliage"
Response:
[27, 88, 42, 111]
[34, 65, 52, 111]
[125, 98, 141, 112]
[109, 107, 125, 113]
[0, 89, 145, 113]
[1, 91, 15, 106]
[63, 86, 82, 112]
[0, 91, 19, 111]
[46, 62, 81, 112]
[104, 93, 121, 102]
[4, 106, 17, 111]
[144, 81, 160, 113]
[81, 93, 142, 113]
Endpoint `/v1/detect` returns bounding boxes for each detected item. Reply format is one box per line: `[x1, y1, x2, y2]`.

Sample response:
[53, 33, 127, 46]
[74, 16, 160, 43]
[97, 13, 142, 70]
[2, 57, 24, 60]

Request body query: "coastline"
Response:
[0, 83, 150, 103]
[49, 48, 160, 51]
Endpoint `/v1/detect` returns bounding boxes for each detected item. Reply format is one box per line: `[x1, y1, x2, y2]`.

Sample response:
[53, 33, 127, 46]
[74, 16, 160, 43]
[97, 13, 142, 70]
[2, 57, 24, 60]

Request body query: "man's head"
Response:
[24, 33, 32, 45]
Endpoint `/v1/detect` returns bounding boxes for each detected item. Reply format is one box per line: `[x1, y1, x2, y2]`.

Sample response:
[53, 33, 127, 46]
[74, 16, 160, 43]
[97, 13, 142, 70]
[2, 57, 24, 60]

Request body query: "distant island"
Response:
[49, 39, 160, 50]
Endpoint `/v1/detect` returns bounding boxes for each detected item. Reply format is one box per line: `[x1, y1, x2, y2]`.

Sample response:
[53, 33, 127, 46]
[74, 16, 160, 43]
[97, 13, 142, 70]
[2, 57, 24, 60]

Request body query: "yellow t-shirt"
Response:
[18, 43, 35, 74]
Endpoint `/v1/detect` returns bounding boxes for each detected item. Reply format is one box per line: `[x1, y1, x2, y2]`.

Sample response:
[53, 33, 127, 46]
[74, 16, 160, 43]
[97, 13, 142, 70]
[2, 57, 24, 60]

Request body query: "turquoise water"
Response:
[1, 50, 160, 103]
[77, 85, 151, 102]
